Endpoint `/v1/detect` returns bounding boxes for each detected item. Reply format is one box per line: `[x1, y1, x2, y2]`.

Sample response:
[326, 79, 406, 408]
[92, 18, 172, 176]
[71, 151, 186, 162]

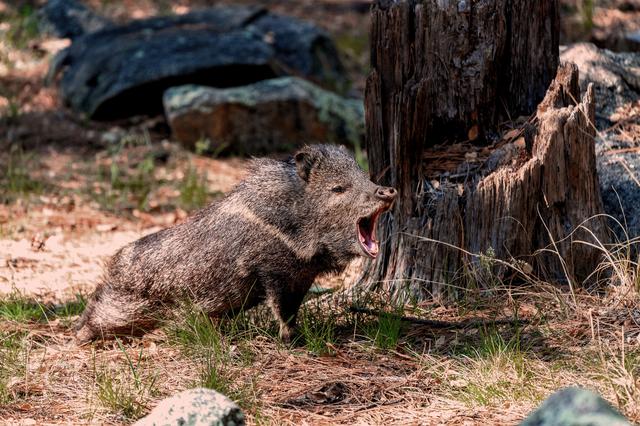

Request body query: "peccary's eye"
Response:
[331, 185, 346, 194]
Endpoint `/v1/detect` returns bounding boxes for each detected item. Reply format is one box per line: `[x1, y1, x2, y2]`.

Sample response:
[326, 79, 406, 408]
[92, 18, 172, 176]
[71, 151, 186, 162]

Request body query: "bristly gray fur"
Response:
[76, 144, 397, 342]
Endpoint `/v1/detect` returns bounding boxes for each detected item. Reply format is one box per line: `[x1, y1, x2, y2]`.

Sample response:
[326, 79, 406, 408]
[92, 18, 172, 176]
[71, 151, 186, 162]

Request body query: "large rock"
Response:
[521, 387, 630, 426]
[597, 136, 640, 240]
[39, 0, 112, 40]
[134, 388, 245, 426]
[561, 44, 640, 239]
[164, 77, 364, 155]
[49, 6, 347, 120]
[560, 43, 640, 127]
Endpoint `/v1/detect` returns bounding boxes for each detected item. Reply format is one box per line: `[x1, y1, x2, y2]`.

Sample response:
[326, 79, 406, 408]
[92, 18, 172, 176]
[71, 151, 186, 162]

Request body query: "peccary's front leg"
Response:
[264, 282, 309, 343]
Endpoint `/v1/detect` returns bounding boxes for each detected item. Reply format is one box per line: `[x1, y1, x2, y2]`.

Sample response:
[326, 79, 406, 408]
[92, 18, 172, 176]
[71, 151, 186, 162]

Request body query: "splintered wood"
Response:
[422, 118, 532, 181]
[366, 62, 608, 301]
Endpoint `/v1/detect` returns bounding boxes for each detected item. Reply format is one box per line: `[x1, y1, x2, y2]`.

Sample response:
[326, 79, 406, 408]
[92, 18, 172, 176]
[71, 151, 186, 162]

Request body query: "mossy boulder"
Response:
[521, 387, 630, 426]
[134, 388, 244, 426]
[49, 6, 348, 120]
[164, 77, 364, 155]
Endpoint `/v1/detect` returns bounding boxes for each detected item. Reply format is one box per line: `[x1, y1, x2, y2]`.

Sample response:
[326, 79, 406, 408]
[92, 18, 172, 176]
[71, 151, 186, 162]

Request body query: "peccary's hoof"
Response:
[279, 325, 296, 345]
[75, 325, 95, 345]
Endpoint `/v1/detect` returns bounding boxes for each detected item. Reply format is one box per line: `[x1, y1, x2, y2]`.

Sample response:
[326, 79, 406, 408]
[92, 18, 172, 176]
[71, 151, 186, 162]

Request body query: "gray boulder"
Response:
[560, 43, 640, 127]
[561, 43, 640, 239]
[626, 31, 640, 52]
[49, 6, 347, 120]
[39, 0, 112, 39]
[597, 136, 640, 240]
[521, 387, 630, 426]
[134, 388, 244, 426]
[163, 77, 364, 155]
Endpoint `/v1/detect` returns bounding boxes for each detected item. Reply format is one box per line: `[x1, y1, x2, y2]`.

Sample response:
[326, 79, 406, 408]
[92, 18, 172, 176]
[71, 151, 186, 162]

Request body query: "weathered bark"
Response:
[361, 0, 608, 300]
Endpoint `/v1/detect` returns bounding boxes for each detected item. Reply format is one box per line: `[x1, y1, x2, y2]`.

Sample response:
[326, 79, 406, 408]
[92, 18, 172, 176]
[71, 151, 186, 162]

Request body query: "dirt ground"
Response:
[1, 0, 640, 425]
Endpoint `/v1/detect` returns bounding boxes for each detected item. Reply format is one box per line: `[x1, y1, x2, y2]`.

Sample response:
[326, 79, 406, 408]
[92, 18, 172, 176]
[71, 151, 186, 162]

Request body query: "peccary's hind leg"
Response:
[75, 285, 159, 343]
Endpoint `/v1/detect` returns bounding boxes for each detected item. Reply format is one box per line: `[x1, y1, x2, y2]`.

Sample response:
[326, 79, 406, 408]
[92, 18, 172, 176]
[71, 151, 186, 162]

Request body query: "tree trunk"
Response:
[361, 0, 608, 301]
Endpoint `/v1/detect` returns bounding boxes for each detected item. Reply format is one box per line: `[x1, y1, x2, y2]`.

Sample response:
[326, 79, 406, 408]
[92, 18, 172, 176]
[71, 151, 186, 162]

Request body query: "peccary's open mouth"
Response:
[357, 206, 389, 258]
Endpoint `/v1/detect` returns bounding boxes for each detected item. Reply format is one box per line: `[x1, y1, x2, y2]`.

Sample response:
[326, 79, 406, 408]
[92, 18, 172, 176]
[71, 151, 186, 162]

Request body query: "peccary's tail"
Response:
[74, 282, 161, 344]
[74, 291, 100, 344]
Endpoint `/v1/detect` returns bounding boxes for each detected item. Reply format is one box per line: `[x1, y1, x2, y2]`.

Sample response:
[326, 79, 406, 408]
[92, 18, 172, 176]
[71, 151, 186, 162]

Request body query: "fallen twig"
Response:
[619, 159, 640, 188]
[349, 306, 529, 329]
[604, 147, 640, 155]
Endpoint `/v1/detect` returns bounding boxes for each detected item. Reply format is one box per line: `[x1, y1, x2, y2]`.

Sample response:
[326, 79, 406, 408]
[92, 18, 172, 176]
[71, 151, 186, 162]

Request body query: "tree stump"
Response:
[361, 0, 608, 301]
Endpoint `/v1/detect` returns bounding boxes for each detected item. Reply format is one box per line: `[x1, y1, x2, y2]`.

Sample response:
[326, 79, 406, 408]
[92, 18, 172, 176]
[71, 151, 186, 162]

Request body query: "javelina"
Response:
[76, 144, 396, 342]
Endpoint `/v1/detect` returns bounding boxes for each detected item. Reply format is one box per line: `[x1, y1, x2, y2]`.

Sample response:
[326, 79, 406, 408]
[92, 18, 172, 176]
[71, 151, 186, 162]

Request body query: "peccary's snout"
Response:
[375, 186, 397, 203]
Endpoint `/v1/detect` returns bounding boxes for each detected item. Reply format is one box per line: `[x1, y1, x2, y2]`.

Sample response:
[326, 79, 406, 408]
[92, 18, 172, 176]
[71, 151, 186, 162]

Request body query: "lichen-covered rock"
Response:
[49, 6, 347, 120]
[560, 44, 640, 240]
[597, 134, 640, 240]
[163, 77, 364, 155]
[134, 388, 245, 426]
[560, 43, 640, 127]
[520, 387, 631, 426]
[39, 0, 112, 39]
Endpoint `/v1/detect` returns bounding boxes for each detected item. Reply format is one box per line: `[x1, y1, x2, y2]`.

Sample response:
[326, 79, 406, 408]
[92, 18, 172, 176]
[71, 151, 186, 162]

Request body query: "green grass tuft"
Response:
[0, 331, 27, 404]
[167, 306, 262, 409]
[170, 309, 225, 353]
[92, 133, 161, 212]
[94, 340, 159, 420]
[362, 309, 404, 350]
[0, 292, 46, 322]
[449, 325, 543, 406]
[1, 145, 43, 204]
[2, 5, 40, 50]
[108, 154, 156, 211]
[580, 0, 595, 31]
[53, 294, 87, 318]
[471, 325, 525, 359]
[0, 292, 88, 323]
[298, 304, 337, 356]
[178, 165, 210, 211]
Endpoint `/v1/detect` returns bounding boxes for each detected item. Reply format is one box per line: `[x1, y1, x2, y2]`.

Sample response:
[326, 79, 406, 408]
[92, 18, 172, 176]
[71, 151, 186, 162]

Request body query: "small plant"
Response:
[448, 325, 542, 406]
[1, 145, 43, 204]
[298, 303, 337, 356]
[54, 294, 87, 318]
[93, 134, 160, 212]
[168, 308, 236, 392]
[363, 308, 404, 350]
[167, 306, 261, 409]
[94, 340, 158, 420]
[579, 0, 595, 32]
[472, 325, 524, 360]
[178, 165, 210, 211]
[0, 291, 46, 322]
[110, 154, 156, 211]
[194, 138, 229, 158]
[3, 5, 40, 49]
[170, 308, 226, 354]
[594, 343, 640, 416]
[200, 349, 233, 395]
[0, 291, 87, 324]
[0, 331, 27, 404]
[53, 294, 87, 326]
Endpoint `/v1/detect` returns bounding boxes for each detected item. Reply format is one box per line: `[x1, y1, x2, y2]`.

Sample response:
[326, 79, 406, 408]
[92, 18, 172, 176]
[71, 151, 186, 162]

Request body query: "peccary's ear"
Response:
[294, 146, 320, 182]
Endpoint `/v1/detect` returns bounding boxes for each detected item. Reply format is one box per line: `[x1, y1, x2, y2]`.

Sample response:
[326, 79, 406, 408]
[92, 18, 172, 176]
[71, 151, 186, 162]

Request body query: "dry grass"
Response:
[0, 248, 639, 425]
[0, 106, 638, 426]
